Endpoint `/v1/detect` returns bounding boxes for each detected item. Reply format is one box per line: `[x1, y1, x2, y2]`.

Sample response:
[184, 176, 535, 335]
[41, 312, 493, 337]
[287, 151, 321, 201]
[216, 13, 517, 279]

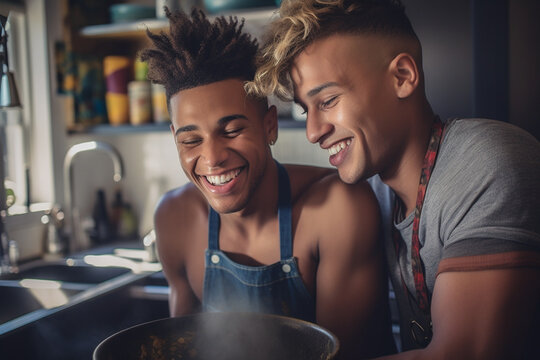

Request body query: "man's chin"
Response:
[338, 167, 363, 185]
[207, 198, 246, 214]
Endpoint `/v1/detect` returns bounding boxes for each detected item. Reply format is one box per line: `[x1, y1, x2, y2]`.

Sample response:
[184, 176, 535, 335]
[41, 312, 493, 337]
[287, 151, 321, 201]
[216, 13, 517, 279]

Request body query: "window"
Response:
[1, 2, 30, 213]
[1, 0, 54, 215]
[0, 3, 28, 212]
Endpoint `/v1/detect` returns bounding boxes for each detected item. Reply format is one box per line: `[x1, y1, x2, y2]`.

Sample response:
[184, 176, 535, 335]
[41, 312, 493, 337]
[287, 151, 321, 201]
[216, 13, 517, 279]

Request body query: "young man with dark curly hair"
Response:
[248, 0, 540, 359]
[140, 8, 396, 359]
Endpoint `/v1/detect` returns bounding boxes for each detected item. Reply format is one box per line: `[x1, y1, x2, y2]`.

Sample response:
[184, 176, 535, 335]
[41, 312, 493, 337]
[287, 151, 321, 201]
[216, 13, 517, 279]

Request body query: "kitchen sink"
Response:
[0, 260, 131, 329]
[0, 257, 143, 332]
[0, 273, 170, 360]
[0, 243, 166, 359]
[2, 262, 131, 284]
[0, 283, 82, 325]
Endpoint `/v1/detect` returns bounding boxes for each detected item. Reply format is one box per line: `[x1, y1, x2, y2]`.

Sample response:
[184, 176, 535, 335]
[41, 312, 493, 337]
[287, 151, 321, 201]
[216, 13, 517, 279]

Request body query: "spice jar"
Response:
[128, 80, 152, 125]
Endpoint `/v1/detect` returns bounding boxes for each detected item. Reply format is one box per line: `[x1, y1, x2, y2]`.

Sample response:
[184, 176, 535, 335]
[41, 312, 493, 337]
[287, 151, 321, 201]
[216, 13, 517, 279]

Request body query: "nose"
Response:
[200, 138, 228, 168]
[306, 112, 333, 144]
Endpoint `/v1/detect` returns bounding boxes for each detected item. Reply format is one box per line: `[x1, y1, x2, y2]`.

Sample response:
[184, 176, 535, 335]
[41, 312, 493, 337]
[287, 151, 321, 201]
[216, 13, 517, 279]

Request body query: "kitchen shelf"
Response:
[80, 7, 278, 40]
[80, 18, 168, 39]
[68, 118, 305, 136]
[67, 122, 171, 135]
[71, 6, 285, 137]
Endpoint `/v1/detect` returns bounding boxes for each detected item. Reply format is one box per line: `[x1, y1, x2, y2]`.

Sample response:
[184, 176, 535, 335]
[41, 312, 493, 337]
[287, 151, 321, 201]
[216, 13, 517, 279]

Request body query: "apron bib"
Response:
[202, 162, 316, 322]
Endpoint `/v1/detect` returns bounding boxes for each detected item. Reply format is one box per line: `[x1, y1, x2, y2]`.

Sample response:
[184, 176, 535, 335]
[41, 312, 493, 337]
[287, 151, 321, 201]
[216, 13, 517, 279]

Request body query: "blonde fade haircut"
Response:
[245, 0, 420, 101]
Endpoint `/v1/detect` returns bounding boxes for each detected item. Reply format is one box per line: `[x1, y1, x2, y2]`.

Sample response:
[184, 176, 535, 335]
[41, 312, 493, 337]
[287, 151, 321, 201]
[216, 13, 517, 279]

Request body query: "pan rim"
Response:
[93, 311, 340, 359]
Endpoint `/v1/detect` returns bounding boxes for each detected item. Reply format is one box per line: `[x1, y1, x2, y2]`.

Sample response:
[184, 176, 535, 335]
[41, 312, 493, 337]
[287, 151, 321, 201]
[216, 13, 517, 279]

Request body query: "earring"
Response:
[269, 139, 276, 146]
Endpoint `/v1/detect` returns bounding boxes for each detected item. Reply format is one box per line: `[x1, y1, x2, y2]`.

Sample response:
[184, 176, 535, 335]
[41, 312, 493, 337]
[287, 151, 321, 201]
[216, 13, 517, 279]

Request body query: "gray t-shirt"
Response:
[386, 118, 540, 351]
[389, 118, 540, 297]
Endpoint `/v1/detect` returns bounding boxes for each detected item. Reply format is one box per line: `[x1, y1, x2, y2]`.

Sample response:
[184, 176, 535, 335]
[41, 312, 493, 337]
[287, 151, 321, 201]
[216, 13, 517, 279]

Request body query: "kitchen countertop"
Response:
[0, 240, 163, 336]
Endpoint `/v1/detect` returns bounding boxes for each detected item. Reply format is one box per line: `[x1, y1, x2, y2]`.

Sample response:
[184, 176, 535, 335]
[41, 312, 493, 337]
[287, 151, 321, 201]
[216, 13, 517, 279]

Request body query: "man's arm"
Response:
[154, 186, 201, 316]
[376, 266, 540, 359]
[306, 176, 394, 359]
[374, 121, 540, 359]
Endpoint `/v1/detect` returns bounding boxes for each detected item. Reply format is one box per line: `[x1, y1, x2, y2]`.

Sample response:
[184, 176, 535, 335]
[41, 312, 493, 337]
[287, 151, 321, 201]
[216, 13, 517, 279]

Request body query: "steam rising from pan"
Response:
[94, 312, 339, 360]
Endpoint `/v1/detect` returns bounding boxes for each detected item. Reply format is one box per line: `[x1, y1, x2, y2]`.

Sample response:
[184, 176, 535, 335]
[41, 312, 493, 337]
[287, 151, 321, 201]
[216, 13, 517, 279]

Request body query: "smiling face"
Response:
[291, 34, 411, 184]
[170, 78, 277, 214]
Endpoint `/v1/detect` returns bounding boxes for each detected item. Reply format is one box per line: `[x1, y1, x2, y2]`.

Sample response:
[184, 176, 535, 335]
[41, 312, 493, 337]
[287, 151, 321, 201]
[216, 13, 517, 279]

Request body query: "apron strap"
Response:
[276, 161, 293, 260]
[208, 206, 220, 250]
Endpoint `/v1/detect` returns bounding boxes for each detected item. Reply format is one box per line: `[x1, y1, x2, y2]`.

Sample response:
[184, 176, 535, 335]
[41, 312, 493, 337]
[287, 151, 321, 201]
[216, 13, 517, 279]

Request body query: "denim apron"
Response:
[202, 162, 316, 322]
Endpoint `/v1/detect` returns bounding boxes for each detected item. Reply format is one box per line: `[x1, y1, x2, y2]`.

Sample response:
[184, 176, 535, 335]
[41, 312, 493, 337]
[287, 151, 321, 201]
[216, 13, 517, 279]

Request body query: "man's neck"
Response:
[382, 109, 435, 218]
[217, 177, 281, 265]
[219, 161, 280, 241]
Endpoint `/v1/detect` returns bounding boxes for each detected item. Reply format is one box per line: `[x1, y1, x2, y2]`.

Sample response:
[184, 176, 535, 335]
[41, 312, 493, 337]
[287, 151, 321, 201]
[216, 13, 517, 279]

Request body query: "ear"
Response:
[263, 105, 278, 145]
[389, 53, 419, 99]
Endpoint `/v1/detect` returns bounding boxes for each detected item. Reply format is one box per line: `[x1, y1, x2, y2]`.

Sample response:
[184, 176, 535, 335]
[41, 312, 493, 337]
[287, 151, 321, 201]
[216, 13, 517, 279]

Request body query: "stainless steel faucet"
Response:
[63, 141, 124, 253]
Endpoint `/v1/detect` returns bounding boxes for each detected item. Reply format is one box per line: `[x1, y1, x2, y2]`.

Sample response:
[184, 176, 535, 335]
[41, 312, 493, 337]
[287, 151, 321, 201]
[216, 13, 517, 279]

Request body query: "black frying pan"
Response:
[94, 312, 339, 360]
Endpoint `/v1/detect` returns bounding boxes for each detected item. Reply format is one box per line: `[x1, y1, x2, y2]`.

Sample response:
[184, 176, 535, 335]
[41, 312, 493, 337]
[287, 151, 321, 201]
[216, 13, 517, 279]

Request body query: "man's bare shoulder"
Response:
[156, 183, 206, 214]
[284, 164, 335, 202]
[154, 183, 208, 237]
[292, 170, 381, 252]
[154, 184, 208, 308]
[286, 165, 377, 210]
[154, 183, 209, 277]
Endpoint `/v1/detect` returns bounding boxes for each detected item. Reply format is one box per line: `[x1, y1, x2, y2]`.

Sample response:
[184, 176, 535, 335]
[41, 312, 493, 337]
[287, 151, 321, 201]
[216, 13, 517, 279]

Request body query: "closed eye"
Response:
[179, 137, 202, 146]
[320, 96, 338, 110]
[223, 128, 243, 137]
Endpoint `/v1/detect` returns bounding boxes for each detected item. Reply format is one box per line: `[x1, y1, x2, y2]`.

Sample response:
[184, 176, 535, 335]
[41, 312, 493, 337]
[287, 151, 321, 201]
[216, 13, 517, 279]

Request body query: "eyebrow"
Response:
[307, 82, 339, 98]
[175, 124, 198, 136]
[174, 114, 248, 136]
[218, 114, 248, 126]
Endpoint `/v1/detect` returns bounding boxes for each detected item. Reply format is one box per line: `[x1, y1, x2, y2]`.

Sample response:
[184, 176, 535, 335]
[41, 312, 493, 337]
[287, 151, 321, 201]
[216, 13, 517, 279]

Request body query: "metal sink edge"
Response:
[0, 269, 159, 336]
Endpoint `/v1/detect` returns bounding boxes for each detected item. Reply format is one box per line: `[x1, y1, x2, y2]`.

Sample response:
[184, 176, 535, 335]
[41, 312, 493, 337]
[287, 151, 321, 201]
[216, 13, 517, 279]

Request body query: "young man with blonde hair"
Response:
[248, 0, 540, 358]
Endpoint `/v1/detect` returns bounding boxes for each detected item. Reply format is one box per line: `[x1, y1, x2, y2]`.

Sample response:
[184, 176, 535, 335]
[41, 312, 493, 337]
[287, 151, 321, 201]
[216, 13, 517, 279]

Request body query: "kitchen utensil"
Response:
[94, 312, 339, 360]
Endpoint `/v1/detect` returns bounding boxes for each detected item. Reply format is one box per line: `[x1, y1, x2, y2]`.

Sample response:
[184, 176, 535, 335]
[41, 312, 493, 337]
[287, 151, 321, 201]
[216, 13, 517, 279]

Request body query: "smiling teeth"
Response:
[328, 139, 351, 155]
[205, 169, 241, 186]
